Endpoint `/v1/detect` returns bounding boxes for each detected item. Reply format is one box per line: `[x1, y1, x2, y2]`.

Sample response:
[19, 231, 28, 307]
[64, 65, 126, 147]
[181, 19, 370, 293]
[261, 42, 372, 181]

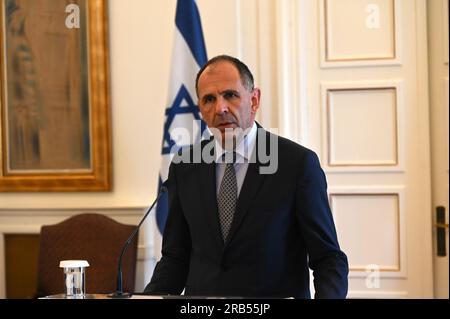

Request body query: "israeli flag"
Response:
[154, 0, 207, 258]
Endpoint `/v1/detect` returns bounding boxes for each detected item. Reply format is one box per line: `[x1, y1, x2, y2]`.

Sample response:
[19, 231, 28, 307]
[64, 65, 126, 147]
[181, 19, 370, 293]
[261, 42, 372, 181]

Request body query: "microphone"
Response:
[107, 181, 169, 298]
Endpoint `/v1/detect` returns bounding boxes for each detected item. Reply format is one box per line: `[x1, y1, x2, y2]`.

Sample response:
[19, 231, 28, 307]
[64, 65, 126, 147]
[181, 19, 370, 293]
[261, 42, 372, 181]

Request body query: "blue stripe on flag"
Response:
[175, 0, 207, 67]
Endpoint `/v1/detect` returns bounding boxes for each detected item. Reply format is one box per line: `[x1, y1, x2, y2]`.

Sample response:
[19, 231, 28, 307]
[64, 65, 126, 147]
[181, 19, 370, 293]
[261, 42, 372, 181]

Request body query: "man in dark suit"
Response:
[144, 55, 348, 298]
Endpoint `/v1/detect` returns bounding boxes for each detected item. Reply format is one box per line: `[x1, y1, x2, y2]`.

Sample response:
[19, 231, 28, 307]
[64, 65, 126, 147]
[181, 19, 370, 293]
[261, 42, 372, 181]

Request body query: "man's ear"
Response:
[251, 88, 261, 114]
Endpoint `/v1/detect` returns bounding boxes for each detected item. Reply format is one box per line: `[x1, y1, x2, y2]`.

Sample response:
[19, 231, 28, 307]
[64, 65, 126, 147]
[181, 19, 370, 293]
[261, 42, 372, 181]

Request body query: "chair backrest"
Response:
[36, 213, 138, 297]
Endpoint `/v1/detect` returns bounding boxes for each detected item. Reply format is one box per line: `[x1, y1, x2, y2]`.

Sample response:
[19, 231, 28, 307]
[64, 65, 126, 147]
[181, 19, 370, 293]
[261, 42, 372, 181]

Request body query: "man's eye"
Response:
[203, 96, 215, 104]
[224, 92, 238, 99]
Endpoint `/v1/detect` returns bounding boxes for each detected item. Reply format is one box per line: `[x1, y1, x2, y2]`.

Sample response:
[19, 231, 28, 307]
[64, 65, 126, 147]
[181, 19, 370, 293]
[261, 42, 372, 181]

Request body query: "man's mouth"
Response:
[217, 122, 236, 129]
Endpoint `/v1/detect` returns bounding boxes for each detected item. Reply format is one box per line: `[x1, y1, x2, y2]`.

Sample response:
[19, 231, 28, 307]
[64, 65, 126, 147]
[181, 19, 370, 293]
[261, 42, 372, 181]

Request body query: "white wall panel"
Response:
[331, 194, 400, 270]
[321, 81, 404, 172]
[320, 0, 402, 67]
[327, 88, 397, 166]
[329, 187, 407, 279]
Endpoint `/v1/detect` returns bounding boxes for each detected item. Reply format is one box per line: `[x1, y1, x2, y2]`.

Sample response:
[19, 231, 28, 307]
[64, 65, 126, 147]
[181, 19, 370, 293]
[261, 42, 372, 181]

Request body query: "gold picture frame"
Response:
[0, 0, 111, 192]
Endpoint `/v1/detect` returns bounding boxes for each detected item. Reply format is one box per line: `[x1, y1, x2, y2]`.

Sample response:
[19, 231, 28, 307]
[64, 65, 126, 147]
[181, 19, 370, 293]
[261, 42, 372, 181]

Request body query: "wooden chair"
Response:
[35, 213, 138, 297]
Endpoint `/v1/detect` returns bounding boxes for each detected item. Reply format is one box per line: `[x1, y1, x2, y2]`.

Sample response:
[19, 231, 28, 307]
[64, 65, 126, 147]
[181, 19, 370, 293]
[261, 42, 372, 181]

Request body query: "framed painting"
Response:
[0, 0, 111, 191]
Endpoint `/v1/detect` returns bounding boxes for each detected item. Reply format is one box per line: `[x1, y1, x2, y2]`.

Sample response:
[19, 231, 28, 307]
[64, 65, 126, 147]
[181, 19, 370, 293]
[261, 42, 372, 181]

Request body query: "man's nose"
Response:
[215, 96, 228, 115]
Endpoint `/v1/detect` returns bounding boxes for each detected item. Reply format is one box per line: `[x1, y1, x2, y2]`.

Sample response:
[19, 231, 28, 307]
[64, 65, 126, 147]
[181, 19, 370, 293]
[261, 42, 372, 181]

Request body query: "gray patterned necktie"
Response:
[217, 161, 237, 241]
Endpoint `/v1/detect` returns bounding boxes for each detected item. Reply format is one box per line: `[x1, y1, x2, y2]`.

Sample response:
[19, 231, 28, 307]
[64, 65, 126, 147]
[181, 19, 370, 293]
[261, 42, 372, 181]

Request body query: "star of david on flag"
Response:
[154, 0, 207, 258]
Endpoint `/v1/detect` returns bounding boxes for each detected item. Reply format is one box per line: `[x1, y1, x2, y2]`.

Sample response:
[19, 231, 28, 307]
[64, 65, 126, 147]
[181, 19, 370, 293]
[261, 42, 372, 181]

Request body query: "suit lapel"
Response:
[199, 141, 224, 248]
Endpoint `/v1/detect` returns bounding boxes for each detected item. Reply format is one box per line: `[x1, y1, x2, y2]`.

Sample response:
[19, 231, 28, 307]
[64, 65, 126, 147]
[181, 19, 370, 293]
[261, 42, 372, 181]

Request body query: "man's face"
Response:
[197, 61, 260, 145]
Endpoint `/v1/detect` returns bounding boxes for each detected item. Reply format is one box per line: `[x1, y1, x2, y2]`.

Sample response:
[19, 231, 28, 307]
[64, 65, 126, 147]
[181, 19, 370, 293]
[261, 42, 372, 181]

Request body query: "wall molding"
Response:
[329, 186, 407, 279]
[320, 0, 403, 68]
[321, 80, 405, 173]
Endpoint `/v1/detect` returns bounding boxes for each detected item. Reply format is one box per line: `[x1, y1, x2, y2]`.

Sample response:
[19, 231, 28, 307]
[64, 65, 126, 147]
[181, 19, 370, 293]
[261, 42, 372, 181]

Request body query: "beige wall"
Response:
[0, 0, 246, 209]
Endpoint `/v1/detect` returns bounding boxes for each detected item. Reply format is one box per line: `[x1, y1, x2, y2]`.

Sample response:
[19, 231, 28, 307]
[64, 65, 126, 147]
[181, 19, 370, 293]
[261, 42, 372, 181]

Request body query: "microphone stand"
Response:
[107, 183, 168, 298]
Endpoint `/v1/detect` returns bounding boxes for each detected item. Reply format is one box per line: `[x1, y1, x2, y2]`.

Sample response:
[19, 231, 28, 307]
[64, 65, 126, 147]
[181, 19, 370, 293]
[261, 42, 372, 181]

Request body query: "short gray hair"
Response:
[195, 55, 255, 97]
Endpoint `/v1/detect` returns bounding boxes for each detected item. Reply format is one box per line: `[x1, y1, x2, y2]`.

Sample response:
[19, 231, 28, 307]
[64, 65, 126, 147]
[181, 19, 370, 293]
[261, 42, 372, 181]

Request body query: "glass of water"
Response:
[59, 260, 90, 298]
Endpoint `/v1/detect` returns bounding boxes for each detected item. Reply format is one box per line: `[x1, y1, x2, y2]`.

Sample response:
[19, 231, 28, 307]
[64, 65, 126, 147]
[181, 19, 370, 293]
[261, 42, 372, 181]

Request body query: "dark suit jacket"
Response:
[145, 126, 348, 298]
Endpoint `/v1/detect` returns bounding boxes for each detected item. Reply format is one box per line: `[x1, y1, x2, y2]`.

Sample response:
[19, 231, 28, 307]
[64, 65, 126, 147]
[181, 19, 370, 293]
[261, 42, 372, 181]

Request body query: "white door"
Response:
[251, 0, 434, 298]
[198, 0, 435, 298]
[309, 0, 434, 298]
[428, 0, 449, 299]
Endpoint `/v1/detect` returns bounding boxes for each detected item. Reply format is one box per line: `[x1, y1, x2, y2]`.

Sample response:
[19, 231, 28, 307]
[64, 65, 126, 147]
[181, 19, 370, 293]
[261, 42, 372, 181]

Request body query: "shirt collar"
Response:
[214, 122, 257, 163]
